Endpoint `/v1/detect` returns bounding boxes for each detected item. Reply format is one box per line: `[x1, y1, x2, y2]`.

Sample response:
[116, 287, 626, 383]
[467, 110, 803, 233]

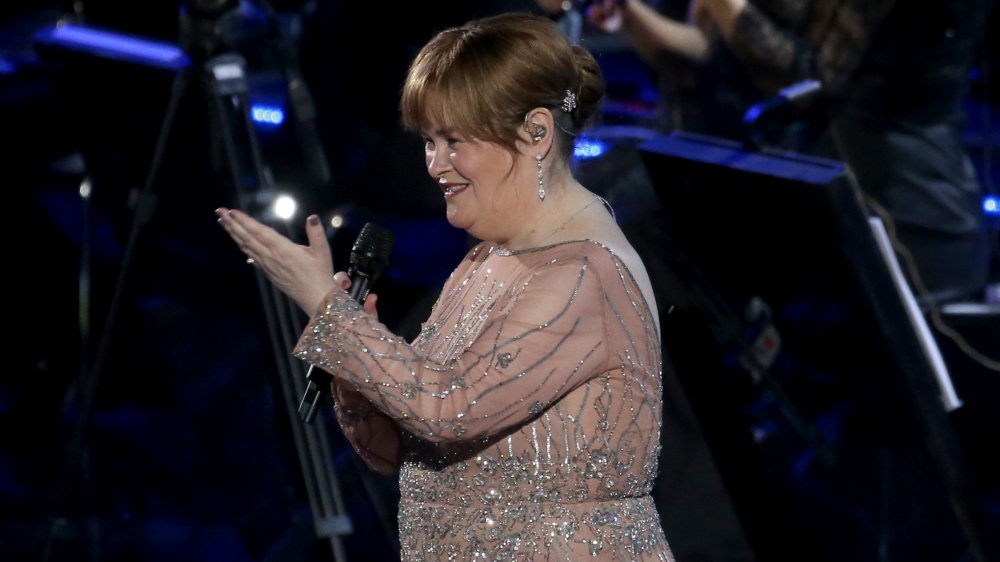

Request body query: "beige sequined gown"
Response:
[294, 240, 673, 561]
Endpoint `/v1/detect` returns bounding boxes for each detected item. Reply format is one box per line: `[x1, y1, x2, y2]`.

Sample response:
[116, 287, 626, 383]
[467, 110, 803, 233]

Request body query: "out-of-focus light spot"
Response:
[330, 214, 344, 229]
[251, 105, 284, 127]
[0, 58, 15, 75]
[573, 139, 606, 160]
[984, 196, 999, 216]
[272, 194, 297, 220]
[79, 177, 92, 199]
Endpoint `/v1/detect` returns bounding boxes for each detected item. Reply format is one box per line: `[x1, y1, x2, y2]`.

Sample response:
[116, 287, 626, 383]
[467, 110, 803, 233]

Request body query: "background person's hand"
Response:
[585, 0, 625, 33]
[535, 0, 570, 16]
[216, 208, 336, 315]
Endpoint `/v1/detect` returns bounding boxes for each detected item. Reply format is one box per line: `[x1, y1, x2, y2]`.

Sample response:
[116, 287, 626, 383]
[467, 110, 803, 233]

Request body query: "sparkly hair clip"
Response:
[561, 90, 577, 113]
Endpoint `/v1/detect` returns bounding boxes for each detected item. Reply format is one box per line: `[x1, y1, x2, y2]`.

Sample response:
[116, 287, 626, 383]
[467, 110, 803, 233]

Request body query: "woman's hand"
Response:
[332, 271, 380, 317]
[216, 208, 336, 315]
[331, 378, 375, 420]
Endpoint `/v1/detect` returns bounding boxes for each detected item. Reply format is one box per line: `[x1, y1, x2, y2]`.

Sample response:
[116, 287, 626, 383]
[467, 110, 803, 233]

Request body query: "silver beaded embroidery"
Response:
[294, 240, 673, 561]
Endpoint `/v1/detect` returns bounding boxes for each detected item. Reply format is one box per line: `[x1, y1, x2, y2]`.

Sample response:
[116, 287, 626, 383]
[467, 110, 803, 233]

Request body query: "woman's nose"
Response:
[426, 146, 450, 177]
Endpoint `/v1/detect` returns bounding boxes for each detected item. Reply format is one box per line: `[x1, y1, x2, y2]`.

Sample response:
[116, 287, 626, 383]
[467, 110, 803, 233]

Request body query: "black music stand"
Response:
[639, 131, 998, 561]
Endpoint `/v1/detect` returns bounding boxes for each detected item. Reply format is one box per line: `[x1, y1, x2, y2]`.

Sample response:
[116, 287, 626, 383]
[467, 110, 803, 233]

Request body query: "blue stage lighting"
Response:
[250, 104, 285, 127]
[574, 138, 607, 160]
[984, 195, 999, 216]
[34, 22, 189, 70]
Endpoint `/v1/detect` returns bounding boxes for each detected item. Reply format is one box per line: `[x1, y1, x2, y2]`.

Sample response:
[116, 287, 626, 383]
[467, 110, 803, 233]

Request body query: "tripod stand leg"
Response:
[206, 52, 359, 559]
[256, 278, 353, 559]
[43, 65, 193, 562]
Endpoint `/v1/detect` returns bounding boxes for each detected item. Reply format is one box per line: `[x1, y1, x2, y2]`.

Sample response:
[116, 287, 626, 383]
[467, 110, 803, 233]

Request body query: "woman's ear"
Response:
[521, 107, 556, 153]
[530, 123, 547, 142]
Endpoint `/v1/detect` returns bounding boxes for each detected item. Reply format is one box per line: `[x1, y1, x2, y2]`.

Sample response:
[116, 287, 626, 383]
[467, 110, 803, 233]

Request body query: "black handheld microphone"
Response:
[298, 222, 395, 424]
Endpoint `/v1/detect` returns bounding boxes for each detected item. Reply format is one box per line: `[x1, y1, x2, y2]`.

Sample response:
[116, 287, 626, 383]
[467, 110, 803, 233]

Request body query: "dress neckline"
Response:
[492, 239, 593, 257]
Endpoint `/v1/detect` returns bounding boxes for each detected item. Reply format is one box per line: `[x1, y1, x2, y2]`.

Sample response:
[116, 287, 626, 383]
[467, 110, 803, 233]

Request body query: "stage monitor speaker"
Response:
[638, 131, 997, 562]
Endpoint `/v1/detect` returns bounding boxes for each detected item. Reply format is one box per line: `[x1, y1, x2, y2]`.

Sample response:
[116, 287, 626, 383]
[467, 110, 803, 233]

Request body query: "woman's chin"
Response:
[445, 207, 468, 229]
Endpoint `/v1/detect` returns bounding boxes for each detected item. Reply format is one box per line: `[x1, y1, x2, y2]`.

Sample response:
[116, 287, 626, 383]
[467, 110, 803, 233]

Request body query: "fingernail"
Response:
[215, 208, 223, 217]
[308, 215, 320, 226]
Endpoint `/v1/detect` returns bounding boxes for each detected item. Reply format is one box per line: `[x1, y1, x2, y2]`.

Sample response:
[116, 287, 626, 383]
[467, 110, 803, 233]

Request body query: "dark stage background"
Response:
[2, 1, 999, 561]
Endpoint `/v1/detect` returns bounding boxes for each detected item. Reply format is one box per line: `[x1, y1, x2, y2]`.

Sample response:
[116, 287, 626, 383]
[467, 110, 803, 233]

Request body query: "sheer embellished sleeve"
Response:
[292, 253, 609, 444]
[329, 380, 400, 474]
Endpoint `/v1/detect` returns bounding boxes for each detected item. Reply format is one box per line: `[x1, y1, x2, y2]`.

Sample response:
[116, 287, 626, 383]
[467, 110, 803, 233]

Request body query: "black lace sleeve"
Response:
[727, 0, 897, 96]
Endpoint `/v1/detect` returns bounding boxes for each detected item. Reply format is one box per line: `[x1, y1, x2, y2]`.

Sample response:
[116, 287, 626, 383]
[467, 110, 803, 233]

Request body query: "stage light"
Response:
[79, 177, 92, 199]
[330, 214, 345, 229]
[34, 22, 189, 70]
[574, 138, 607, 160]
[250, 104, 285, 127]
[984, 195, 999, 216]
[272, 193, 297, 221]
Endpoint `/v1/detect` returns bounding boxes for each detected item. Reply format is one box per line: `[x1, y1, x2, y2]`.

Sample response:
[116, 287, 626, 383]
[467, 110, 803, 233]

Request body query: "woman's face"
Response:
[422, 123, 530, 243]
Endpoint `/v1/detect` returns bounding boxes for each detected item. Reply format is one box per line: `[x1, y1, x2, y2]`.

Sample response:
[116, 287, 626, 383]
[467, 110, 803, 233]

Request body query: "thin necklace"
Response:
[535, 194, 602, 246]
[496, 193, 613, 257]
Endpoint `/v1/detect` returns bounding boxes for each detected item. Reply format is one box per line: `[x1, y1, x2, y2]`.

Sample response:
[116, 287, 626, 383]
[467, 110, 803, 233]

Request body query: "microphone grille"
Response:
[352, 222, 395, 264]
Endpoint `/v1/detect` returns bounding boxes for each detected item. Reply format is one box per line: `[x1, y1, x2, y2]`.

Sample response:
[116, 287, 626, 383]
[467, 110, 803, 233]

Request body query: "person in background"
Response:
[217, 12, 675, 561]
[564, 0, 995, 307]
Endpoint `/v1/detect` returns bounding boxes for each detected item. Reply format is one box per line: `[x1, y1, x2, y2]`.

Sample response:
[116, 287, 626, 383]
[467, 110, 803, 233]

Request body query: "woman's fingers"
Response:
[217, 207, 297, 269]
[217, 207, 267, 257]
[363, 293, 379, 319]
[216, 207, 249, 255]
[331, 271, 379, 319]
[304, 214, 330, 258]
[333, 271, 351, 291]
[216, 208, 341, 315]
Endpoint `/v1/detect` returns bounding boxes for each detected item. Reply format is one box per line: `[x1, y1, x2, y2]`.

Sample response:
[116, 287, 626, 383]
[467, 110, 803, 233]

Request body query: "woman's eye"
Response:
[423, 139, 434, 152]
